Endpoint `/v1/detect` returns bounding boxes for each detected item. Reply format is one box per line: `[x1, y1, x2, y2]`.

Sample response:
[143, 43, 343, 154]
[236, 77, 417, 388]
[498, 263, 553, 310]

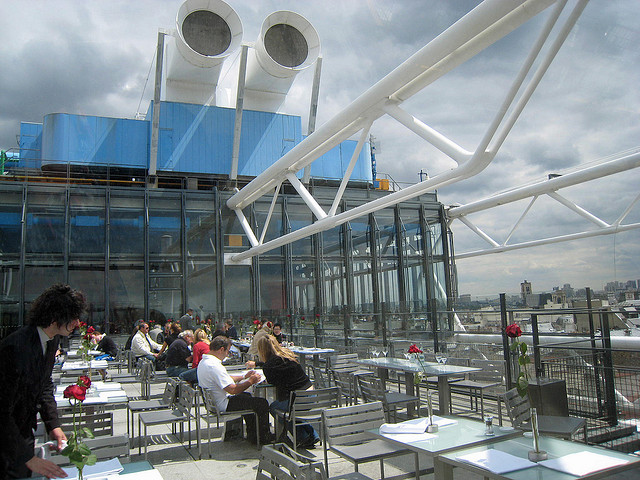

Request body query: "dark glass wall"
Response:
[0, 183, 451, 347]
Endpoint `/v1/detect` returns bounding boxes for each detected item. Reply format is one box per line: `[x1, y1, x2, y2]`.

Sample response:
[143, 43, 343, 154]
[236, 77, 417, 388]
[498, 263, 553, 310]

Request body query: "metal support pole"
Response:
[230, 45, 249, 182]
[599, 311, 618, 425]
[303, 56, 322, 184]
[149, 31, 166, 185]
[500, 294, 513, 390]
[531, 313, 543, 378]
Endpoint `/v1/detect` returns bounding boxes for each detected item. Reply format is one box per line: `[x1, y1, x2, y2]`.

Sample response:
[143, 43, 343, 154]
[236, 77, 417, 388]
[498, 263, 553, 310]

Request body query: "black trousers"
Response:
[226, 393, 271, 443]
[6, 435, 34, 478]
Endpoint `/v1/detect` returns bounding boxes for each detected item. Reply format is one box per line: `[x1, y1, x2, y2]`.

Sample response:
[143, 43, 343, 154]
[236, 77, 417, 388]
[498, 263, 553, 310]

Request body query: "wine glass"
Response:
[371, 347, 380, 358]
[381, 348, 388, 358]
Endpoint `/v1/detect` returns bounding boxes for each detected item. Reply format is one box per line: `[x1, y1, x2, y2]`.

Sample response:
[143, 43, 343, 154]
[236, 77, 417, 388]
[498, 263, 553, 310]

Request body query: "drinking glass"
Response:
[371, 347, 380, 358]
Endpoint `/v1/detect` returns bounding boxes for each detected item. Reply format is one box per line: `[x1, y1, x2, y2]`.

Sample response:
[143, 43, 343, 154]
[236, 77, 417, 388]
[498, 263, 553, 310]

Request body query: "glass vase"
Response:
[527, 407, 548, 461]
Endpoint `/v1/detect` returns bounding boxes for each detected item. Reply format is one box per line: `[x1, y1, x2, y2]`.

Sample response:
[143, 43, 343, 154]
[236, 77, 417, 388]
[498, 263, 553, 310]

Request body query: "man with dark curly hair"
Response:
[0, 283, 87, 479]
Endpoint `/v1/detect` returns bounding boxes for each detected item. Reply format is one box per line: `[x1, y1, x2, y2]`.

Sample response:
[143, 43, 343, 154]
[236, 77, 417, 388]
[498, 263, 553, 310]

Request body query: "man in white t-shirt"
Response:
[198, 336, 273, 444]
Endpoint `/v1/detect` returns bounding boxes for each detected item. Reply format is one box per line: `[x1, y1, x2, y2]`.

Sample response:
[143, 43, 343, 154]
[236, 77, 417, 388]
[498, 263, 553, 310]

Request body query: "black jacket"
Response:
[0, 326, 61, 473]
[262, 355, 312, 402]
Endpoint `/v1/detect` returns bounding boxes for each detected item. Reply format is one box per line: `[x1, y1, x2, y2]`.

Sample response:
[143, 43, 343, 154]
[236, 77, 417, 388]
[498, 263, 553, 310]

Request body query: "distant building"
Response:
[521, 280, 532, 304]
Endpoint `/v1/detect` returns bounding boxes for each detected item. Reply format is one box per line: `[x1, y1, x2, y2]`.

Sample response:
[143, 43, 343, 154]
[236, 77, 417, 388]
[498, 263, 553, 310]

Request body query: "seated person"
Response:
[130, 322, 162, 362]
[247, 321, 272, 359]
[211, 321, 229, 338]
[272, 323, 286, 344]
[197, 336, 274, 445]
[225, 318, 238, 339]
[124, 319, 145, 350]
[96, 331, 118, 358]
[165, 330, 194, 377]
[256, 335, 319, 448]
[179, 328, 209, 384]
[158, 322, 181, 355]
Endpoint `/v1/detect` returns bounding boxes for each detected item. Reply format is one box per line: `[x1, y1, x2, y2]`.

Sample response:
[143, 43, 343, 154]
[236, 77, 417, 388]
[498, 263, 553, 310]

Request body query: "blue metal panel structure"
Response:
[18, 122, 43, 167]
[309, 139, 372, 182]
[41, 114, 148, 168]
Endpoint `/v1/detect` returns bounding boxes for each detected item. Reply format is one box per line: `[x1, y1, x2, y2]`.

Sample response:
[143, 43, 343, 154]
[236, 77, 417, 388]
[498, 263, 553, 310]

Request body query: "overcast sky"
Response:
[1, 0, 638, 297]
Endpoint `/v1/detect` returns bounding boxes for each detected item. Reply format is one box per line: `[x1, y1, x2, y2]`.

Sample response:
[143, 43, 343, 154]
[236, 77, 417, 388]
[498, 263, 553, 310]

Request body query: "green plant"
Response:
[62, 375, 96, 479]
[506, 323, 530, 397]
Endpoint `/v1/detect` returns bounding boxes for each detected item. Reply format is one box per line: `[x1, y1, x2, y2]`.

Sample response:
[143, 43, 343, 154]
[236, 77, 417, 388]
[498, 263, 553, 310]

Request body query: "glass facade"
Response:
[0, 182, 451, 349]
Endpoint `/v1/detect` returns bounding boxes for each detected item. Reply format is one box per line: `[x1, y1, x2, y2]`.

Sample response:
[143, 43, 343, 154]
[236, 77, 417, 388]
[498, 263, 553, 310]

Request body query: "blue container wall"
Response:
[310, 138, 372, 182]
[41, 114, 149, 168]
[19, 122, 43, 168]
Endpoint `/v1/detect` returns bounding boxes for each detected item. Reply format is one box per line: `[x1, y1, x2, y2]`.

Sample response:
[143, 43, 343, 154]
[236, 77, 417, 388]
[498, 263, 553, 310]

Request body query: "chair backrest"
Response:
[356, 375, 385, 404]
[257, 443, 326, 480]
[176, 381, 197, 416]
[309, 366, 328, 389]
[328, 353, 360, 373]
[289, 387, 341, 417]
[51, 434, 130, 466]
[51, 411, 113, 439]
[445, 357, 470, 367]
[322, 401, 385, 447]
[200, 386, 218, 414]
[161, 378, 180, 406]
[469, 359, 505, 383]
[329, 369, 353, 401]
[503, 387, 531, 427]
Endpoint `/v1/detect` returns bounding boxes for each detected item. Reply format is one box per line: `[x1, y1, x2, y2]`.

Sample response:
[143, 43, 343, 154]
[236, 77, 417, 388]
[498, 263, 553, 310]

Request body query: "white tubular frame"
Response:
[225, 0, 588, 263]
[448, 149, 640, 259]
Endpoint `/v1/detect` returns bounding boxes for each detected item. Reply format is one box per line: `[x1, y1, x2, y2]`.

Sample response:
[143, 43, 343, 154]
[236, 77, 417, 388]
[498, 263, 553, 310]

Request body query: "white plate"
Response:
[499, 426, 515, 432]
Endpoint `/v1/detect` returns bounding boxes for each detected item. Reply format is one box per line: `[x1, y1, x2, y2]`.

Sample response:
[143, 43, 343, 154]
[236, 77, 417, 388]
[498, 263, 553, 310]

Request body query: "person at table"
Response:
[130, 322, 162, 363]
[165, 330, 194, 377]
[272, 323, 286, 344]
[198, 336, 274, 445]
[179, 328, 210, 384]
[95, 330, 118, 358]
[158, 322, 181, 355]
[0, 283, 86, 479]
[225, 318, 238, 339]
[255, 335, 319, 448]
[124, 319, 144, 350]
[148, 322, 163, 344]
[247, 321, 272, 359]
[178, 308, 195, 331]
[212, 321, 229, 338]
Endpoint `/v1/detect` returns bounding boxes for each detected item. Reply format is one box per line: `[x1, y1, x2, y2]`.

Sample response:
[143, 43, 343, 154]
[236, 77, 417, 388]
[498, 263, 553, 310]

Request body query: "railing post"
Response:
[586, 287, 604, 417]
[499, 293, 513, 390]
[531, 313, 543, 378]
[600, 310, 618, 425]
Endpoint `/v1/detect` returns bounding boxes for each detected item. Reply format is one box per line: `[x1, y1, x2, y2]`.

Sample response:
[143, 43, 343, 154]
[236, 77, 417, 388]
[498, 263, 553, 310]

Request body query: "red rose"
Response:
[265, 321, 273, 329]
[506, 324, 522, 338]
[287, 314, 291, 318]
[79, 322, 87, 328]
[408, 344, 423, 354]
[301, 316, 305, 321]
[315, 314, 320, 318]
[253, 320, 261, 325]
[86, 326, 95, 334]
[63, 384, 87, 402]
[78, 375, 91, 388]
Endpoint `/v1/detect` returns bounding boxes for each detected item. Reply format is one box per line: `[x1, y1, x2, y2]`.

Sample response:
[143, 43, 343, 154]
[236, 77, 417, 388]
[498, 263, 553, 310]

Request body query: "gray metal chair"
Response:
[502, 387, 587, 441]
[449, 359, 505, 417]
[273, 386, 341, 451]
[127, 377, 179, 447]
[138, 381, 199, 460]
[322, 401, 420, 480]
[357, 375, 421, 421]
[200, 386, 261, 456]
[257, 443, 372, 480]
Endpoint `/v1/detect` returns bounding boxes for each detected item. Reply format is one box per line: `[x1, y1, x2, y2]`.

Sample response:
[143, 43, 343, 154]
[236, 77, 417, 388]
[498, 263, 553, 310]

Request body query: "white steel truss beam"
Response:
[225, 0, 584, 263]
[448, 150, 640, 259]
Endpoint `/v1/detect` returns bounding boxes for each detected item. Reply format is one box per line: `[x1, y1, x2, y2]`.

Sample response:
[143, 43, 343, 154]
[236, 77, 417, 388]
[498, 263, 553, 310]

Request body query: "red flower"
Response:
[63, 385, 87, 402]
[265, 321, 273, 329]
[287, 314, 291, 318]
[253, 319, 261, 325]
[315, 314, 320, 318]
[301, 316, 305, 321]
[79, 322, 87, 328]
[86, 326, 95, 334]
[78, 375, 91, 388]
[506, 324, 522, 338]
[408, 344, 423, 354]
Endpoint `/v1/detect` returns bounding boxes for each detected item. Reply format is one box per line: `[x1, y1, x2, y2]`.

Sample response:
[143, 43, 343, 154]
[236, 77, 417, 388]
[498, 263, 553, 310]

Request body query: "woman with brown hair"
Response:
[256, 335, 319, 448]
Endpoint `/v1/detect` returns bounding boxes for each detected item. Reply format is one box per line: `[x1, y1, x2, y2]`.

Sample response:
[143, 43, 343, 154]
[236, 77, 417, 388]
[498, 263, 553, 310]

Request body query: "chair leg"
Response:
[138, 416, 142, 456]
[143, 424, 148, 461]
[379, 458, 384, 479]
[414, 453, 420, 480]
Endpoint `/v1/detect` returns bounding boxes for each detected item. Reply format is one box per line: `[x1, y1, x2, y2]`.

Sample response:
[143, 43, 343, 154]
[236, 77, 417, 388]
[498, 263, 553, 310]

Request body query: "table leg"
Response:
[434, 457, 454, 480]
[437, 376, 451, 415]
[403, 371, 417, 417]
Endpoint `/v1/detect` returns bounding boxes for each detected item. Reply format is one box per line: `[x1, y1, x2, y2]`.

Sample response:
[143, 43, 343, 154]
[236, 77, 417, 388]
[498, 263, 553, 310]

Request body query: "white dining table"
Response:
[55, 380, 128, 409]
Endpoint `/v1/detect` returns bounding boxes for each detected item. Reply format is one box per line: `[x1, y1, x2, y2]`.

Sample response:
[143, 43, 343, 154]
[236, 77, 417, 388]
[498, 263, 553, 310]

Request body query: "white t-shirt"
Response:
[197, 354, 234, 411]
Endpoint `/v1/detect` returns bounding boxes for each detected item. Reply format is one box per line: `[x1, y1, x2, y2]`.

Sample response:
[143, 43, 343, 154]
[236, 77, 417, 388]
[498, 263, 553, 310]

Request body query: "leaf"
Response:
[82, 427, 95, 439]
[509, 342, 518, 352]
[78, 443, 91, 455]
[60, 445, 72, 456]
[520, 343, 528, 355]
[68, 450, 84, 462]
[85, 454, 98, 466]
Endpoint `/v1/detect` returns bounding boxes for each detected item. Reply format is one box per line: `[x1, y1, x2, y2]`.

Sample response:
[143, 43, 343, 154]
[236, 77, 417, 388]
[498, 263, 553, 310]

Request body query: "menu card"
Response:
[539, 451, 629, 476]
[62, 458, 123, 479]
[456, 450, 536, 474]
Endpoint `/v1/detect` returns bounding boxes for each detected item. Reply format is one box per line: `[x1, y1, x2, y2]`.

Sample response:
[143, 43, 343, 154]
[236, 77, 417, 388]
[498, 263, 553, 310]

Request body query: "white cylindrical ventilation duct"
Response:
[244, 11, 321, 112]
[166, 0, 243, 105]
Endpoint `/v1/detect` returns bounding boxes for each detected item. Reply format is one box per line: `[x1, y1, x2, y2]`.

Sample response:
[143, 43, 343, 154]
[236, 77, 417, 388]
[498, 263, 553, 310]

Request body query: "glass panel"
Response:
[405, 258, 427, 312]
[322, 260, 345, 314]
[186, 259, 217, 319]
[0, 190, 22, 254]
[428, 219, 444, 256]
[400, 208, 423, 256]
[109, 263, 144, 334]
[287, 202, 312, 255]
[69, 264, 105, 329]
[292, 260, 315, 313]
[254, 200, 284, 246]
[186, 195, 216, 255]
[259, 259, 285, 313]
[0, 262, 20, 302]
[224, 265, 252, 316]
[349, 216, 371, 257]
[433, 261, 448, 311]
[379, 259, 400, 311]
[149, 193, 181, 256]
[374, 209, 397, 256]
[26, 190, 65, 254]
[69, 191, 105, 255]
[109, 193, 144, 256]
[24, 265, 65, 301]
[222, 209, 248, 253]
[351, 258, 373, 313]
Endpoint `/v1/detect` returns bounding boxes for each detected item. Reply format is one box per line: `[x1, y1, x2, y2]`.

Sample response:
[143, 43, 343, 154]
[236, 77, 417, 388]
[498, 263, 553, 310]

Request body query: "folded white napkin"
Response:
[539, 451, 629, 476]
[380, 418, 428, 434]
[456, 450, 536, 474]
[62, 458, 123, 479]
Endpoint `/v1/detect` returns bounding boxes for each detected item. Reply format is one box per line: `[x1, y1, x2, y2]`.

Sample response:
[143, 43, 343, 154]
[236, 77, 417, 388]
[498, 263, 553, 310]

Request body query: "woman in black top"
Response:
[257, 335, 319, 448]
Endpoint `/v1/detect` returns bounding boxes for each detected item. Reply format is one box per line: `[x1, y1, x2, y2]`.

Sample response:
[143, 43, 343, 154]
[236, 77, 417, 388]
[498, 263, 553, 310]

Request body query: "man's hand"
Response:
[244, 369, 256, 379]
[247, 373, 261, 385]
[245, 361, 256, 368]
[49, 427, 67, 451]
[26, 456, 68, 478]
